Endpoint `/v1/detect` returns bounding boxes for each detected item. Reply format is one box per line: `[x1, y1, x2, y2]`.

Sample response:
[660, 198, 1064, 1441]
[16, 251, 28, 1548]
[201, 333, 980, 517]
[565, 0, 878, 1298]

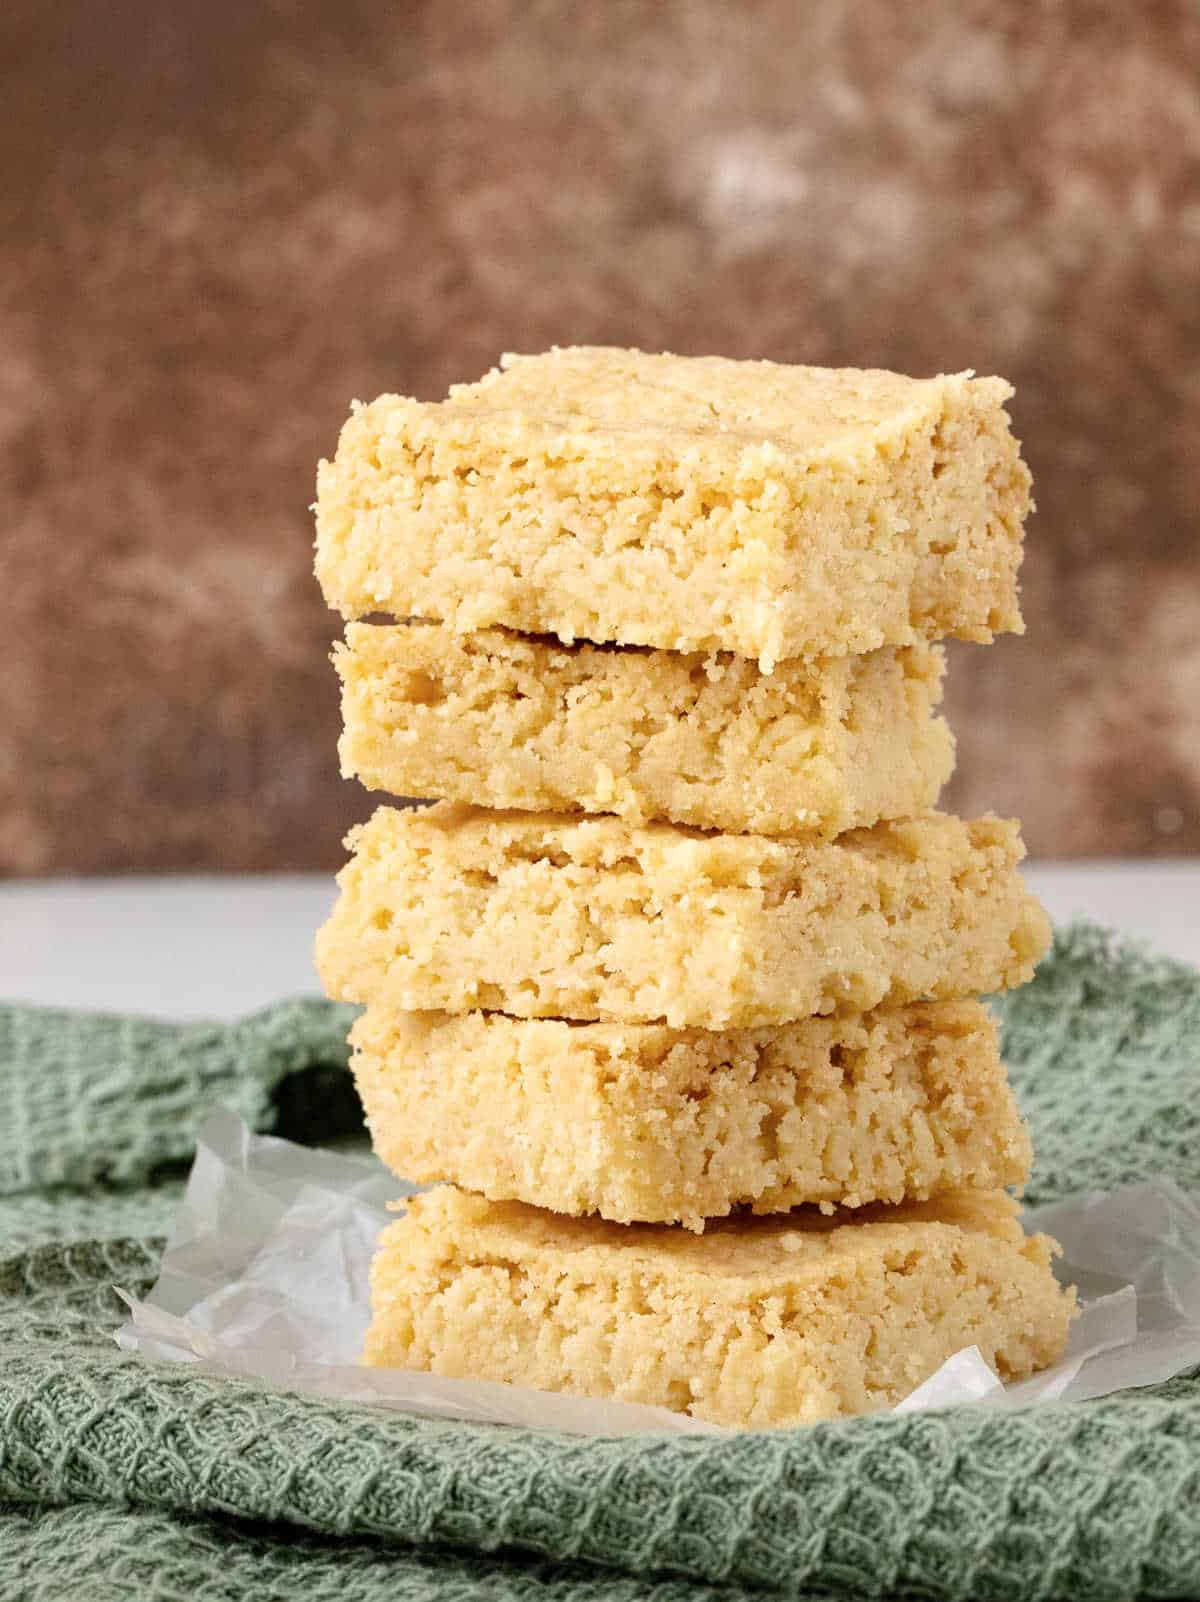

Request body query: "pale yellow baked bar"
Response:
[315, 348, 1031, 667]
[316, 804, 1050, 1027]
[351, 1001, 1031, 1230]
[363, 1186, 1074, 1428]
[336, 623, 955, 836]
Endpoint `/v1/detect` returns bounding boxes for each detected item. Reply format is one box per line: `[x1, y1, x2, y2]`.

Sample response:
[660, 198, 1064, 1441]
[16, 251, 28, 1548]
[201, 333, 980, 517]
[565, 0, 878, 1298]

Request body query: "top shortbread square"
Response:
[315, 347, 1031, 666]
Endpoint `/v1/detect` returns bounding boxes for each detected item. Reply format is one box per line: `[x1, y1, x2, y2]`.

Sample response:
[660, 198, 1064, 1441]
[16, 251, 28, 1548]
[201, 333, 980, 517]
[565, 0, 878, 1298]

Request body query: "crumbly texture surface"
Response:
[351, 1001, 1031, 1229]
[336, 623, 955, 836]
[363, 1185, 1074, 1428]
[314, 348, 1032, 667]
[316, 803, 1050, 1027]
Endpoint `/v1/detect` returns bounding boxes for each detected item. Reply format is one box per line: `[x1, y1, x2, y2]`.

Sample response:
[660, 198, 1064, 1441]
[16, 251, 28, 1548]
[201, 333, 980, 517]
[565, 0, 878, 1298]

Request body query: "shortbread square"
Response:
[335, 623, 955, 836]
[351, 1001, 1031, 1229]
[316, 804, 1050, 1027]
[315, 348, 1031, 666]
[363, 1185, 1075, 1428]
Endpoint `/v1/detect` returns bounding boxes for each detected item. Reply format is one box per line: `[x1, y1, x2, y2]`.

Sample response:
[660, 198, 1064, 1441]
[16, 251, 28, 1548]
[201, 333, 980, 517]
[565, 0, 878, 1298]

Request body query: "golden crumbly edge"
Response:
[336, 623, 955, 836]
[363, 1184, 1076, 1428]
[316, 803, 1051, 1028]
[314, 348, 1031, 668]
[352, 1000, 1031, 1230]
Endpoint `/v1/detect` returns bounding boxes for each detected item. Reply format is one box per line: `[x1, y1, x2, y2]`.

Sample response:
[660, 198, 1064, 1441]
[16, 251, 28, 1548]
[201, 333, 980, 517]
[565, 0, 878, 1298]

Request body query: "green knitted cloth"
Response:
[2, 923, 1199, 1602]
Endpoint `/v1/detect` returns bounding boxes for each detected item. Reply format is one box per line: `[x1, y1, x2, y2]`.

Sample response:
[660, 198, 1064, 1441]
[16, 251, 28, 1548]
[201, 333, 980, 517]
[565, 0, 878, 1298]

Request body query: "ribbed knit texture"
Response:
[2, 924, 1198, 1602]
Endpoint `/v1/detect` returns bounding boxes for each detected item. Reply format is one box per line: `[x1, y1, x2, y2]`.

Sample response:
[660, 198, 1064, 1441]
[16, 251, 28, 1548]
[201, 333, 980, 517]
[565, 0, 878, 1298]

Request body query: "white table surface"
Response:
[1, 863, 1197, 1019]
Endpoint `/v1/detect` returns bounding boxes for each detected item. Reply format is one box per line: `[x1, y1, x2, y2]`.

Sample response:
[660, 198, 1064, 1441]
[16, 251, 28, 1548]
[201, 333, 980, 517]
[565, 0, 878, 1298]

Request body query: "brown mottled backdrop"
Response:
[2, 0, 1198, 874]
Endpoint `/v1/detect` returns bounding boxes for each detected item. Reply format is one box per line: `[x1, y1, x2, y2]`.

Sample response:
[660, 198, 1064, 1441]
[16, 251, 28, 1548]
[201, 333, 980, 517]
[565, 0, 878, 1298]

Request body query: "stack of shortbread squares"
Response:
[314, 348, 1076, 1429]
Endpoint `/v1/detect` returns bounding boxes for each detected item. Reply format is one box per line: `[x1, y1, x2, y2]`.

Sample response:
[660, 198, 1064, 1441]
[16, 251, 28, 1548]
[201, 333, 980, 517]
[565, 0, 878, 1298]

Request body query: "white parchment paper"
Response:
[115, 1108, 1200, 1436]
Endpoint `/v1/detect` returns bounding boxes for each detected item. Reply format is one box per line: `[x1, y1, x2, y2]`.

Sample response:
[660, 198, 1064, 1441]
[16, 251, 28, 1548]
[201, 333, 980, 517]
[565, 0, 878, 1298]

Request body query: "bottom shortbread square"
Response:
[363, 1186, 1075, 1429]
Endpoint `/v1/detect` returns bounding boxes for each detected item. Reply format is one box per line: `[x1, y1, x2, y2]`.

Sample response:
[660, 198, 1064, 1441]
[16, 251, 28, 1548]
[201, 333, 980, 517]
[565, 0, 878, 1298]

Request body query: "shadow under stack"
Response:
[314, 347, 1076, 1429]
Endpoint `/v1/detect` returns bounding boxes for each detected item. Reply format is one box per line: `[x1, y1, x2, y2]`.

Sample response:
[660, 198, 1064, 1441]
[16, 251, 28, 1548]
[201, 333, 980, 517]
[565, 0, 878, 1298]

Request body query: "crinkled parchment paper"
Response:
[115, 1109, 1200, 1436]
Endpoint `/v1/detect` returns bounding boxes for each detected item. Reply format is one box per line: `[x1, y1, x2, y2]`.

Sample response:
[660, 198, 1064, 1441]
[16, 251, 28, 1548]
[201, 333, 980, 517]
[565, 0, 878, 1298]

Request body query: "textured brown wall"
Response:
[3, 0, 1199, 874]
